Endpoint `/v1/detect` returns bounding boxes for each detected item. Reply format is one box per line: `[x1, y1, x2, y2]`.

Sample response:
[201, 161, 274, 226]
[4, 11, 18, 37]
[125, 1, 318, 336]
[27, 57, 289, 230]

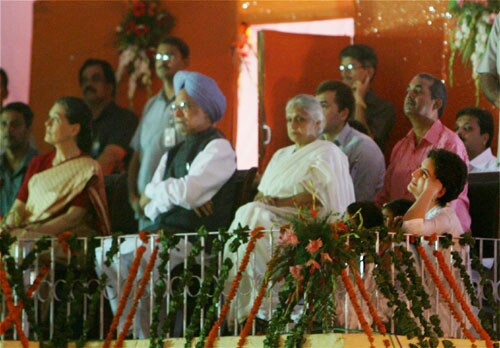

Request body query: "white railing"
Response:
[0, 232, 498, 342]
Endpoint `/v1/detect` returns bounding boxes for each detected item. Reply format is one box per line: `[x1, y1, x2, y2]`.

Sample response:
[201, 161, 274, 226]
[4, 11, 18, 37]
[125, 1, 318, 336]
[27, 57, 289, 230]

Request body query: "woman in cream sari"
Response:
[225, 94, 355, 325]
[2, 96, 110, 238]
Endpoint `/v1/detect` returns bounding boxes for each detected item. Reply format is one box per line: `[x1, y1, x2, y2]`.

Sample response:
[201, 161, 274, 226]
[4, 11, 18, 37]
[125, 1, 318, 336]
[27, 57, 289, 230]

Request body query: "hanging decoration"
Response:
[448, 0, 499, 103]
[115, 0, 175, 108]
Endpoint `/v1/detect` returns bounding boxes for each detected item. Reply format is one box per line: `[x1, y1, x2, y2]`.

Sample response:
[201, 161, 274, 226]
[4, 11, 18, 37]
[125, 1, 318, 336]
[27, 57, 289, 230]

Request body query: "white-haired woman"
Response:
[225, 94, 355, 325]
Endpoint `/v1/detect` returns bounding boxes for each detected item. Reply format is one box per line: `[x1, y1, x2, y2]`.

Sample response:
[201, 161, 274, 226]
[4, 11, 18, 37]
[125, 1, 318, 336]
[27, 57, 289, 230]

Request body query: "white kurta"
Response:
[144, 138, 236, 221]
[225, 139, 355, 324]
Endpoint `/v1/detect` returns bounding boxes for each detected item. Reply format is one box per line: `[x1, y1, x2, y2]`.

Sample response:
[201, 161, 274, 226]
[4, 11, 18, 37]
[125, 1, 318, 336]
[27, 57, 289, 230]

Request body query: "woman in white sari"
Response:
[225, 94, 355, 325]
[2, 97, 110, 238]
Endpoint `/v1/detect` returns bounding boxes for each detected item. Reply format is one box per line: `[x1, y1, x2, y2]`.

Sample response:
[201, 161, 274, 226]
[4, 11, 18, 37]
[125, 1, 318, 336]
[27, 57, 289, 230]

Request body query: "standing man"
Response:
[339, 44, 395, 152]
[316, 80, 385, 201]
[127, 36, 190, 229]
[375, 73, 471, 232]
[0, 102, 37, 217]
[478, 14, 499, 108]
[79, 59, 138, 174]
[455, 107, 498, 172]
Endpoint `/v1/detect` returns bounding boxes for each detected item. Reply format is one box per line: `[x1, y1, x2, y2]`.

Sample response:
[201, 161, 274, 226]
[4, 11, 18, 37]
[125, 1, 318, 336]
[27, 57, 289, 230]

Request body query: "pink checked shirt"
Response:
[376, 120, 471, 232]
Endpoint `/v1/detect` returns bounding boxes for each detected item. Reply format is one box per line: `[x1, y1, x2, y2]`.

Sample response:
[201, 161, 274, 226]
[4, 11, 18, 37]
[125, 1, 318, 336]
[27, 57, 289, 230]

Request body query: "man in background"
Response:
[478, 14, 499, 108]
[316, 80, 385, 201]
[79, 58, 137, 174]
[0, 102, 37, 217]
[127, 36, 190, 229]
[455, 107, 498, 172]
[339, 44, 395, 152]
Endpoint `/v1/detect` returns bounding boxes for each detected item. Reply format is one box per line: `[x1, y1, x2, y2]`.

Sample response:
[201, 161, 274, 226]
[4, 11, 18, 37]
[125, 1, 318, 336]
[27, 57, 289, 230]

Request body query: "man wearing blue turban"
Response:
[140, 70, 237, 234]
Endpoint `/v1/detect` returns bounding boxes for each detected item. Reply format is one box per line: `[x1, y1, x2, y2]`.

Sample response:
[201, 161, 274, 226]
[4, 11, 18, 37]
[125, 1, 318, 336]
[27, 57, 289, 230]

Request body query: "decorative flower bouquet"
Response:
[115, 0, 175, 105]
[448, 0, 499, 101]
[205, 205, 392, 348]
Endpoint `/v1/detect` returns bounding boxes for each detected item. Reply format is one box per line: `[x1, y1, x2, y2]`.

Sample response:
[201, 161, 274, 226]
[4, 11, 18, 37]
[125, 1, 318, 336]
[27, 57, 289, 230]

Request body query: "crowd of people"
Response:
[0, 14, 498, 338]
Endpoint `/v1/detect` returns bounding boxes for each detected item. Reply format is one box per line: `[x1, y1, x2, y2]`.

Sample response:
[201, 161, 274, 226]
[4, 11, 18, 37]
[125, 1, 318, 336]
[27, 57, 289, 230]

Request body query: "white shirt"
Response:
[144, 138, 236, 221]
[470, 148, 499, 173]
[477, 14, 500, 76]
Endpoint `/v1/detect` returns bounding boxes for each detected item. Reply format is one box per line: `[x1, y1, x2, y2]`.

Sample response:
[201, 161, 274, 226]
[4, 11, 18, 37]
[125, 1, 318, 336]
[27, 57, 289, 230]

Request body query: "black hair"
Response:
[339, 44, 378, 70]
[382, 199, 413, 217]
[456, 107, 494, 148]
[347, 201, 384, 229]
[316, 80, 354, 119]
[417, 73, 447, 118]
[55, 97, 93, 153]
[427, 148, 467, 206]
[159, 35, 190, 59]
[1, 102, 34, 128]
[0, 68, 8, 90]
[348, 120, 369, 135]
[79, 59, 116, 96]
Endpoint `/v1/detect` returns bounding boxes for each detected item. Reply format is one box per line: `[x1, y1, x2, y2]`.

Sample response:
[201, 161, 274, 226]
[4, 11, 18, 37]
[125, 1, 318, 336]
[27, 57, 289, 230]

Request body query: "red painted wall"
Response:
[355, 0, 498, 158]
[29, 0, 238, 153]
[29, 0, 497, 157]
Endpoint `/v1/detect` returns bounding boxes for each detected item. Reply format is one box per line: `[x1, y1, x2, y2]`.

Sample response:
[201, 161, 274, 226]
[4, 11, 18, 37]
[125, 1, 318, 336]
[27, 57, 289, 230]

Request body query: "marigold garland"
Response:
[416, 245, 478, 346]
[114, 245, 159, 348]
[433, 248, 493, 348]
[205, 227, 265, 348]
[103, 244, 147, 348]
[0, 265, 49, 335]
[26, 266, 50, 298]
[57, 231, 74, 255]
[237, 270, 272, 347]
[0, 260, 29, 347]
[350, 264, 391, 348]
[340, 267, 376, 348]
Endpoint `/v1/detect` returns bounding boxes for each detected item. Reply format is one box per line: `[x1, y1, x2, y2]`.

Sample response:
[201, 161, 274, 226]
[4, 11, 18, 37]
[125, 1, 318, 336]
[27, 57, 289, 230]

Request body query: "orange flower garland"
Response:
[114, 245, 159, 348]
[0, 260, 29, 347]
[103, 243, 147, 348]
[350, 264, 391, 348]
[26, 266, 50, 298]
[416, 246, 478, 346]
[0, 265, 49, 340]
[237, 272, 271, 347]
[340, 267, 375, 348]
[433, 249, 493, 348]
[206, 227, 265, 348]
[57, 231, 74, 255]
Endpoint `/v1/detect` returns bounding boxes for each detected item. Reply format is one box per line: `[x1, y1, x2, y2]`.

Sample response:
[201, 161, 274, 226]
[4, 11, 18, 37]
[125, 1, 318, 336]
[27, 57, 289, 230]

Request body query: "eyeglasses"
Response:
[169, 101, 193, 112]
[338, 64, 363, 72]
[156, 53, 175, 62]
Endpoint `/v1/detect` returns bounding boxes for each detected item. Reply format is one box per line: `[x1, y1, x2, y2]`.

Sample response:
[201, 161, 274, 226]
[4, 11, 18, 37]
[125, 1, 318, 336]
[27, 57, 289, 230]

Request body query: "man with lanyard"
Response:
[127, 36, 190, 229]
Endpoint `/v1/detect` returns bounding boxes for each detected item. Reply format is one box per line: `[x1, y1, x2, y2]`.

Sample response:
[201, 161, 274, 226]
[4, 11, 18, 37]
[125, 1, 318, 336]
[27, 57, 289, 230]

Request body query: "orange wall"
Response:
[30, 0, 238, 153]
[29, 0, 498, 156]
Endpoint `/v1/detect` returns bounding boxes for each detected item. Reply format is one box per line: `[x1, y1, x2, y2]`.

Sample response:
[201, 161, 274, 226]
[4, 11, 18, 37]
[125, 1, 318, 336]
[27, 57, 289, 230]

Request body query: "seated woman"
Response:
[2, 97, 110, 238]
[402, 148, 470, 338]
[225, 94, 355, 325]
[403, 148, 467, 237]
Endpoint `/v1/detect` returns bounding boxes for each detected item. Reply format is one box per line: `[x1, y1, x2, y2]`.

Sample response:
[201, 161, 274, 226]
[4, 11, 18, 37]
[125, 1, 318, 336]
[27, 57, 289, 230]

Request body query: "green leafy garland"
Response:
[0, 223, 499, 347]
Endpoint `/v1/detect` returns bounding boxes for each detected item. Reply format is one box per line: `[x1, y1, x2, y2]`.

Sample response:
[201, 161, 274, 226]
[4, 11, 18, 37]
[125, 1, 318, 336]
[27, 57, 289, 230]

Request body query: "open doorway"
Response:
[235, 19, 355, 169]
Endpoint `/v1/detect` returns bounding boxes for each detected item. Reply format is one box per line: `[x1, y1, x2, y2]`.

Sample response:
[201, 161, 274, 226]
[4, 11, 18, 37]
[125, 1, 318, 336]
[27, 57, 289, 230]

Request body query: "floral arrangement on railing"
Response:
[0, 220, 499, 347]
[448, 0, 499, 102]
[115, 0, 175, 107]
